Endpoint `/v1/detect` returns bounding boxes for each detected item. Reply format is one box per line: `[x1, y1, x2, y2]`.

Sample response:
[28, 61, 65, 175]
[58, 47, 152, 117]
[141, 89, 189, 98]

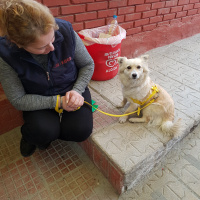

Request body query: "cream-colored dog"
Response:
[117, 55, 182, 137]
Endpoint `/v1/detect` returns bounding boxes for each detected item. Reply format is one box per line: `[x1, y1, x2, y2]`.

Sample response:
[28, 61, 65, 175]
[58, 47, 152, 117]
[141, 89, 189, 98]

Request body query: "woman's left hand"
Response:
[62, 90, 84, 112]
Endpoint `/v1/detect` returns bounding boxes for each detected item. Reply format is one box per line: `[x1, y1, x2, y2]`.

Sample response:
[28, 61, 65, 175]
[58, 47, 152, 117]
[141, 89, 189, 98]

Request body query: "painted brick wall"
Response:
[40, 0, 200, 34]
[39, 0, 200, 57]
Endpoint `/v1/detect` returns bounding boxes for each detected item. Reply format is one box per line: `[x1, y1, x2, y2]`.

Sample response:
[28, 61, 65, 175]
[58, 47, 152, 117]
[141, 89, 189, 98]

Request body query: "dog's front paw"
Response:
[116, 99, 127, 108]
[116, 103, 124, 108]
[119, 116, 128, 123]
[129, 118, 136, 123]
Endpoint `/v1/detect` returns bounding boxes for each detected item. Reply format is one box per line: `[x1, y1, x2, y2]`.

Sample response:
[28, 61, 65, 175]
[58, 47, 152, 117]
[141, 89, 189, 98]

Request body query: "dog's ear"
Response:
[140, 55, 149, 73]
[117, 57, 127, 73]
[140, 55, 149, 62]
[117, 57, 127, 66]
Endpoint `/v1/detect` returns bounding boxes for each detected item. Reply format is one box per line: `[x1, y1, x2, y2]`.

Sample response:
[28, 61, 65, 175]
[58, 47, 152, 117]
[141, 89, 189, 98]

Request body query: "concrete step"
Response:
[80, 35, 200, 194]
[79, 77, 195, 194]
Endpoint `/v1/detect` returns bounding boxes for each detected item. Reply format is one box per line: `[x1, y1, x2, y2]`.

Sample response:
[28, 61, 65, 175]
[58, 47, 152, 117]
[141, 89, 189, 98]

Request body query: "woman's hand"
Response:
[62, 90, 84, 112]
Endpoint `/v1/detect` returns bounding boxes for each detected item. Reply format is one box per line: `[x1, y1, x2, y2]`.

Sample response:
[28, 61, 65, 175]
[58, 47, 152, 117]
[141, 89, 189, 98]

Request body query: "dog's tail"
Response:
[160, 118, 183, 137]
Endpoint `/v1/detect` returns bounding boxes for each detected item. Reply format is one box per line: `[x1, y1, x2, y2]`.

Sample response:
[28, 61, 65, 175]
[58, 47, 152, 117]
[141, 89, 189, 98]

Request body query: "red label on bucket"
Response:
[85, 43, 121, 81]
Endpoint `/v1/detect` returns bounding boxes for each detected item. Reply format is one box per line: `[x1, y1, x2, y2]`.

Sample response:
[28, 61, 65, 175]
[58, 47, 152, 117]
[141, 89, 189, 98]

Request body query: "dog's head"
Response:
[117, 55, 149, 80]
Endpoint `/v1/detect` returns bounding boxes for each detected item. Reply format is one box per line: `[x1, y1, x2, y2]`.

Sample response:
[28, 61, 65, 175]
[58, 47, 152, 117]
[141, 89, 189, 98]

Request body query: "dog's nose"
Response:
[132, 73, 137, 79]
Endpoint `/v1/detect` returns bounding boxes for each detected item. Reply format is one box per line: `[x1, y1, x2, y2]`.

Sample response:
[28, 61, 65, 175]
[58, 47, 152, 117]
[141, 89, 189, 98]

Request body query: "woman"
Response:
[0, 0, 94, 157]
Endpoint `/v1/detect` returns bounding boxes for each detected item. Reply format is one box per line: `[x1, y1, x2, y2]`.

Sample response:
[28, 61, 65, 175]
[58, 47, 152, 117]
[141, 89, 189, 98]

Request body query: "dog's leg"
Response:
[119, 104, 137, 123]
[129, 117, 147, 123]
[116, 98, 127, 108]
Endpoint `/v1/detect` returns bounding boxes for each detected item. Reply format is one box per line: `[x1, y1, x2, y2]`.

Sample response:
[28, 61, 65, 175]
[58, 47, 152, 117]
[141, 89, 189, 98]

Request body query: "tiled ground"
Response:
[0, 80, 121, 200]
[0, 89, 120, 200]
[0, 127, 118, 200]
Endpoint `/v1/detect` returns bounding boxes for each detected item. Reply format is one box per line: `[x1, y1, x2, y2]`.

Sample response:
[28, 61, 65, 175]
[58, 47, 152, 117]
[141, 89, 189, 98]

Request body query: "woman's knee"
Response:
[22, 110, 60, 145]
[21, 120, 60, 145]
[60, 122, 93, 142]
[75, 125, 93, 142]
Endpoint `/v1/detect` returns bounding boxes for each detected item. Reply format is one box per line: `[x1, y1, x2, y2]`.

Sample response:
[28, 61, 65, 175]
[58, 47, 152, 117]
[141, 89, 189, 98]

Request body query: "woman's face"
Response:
[23, 28, 55, 55]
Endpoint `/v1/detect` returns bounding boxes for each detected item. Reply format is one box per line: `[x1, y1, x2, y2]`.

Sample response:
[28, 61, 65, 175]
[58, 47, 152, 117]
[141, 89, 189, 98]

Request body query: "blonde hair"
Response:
[0, 0, 58, 47]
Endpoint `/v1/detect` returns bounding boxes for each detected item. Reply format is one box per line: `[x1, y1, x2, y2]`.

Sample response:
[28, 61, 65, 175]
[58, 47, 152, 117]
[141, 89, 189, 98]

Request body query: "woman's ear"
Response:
[11, 40, 22, 48]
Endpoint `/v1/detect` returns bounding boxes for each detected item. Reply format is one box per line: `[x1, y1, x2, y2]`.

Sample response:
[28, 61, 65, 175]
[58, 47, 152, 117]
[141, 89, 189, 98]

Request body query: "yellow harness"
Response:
[130, 85, 159, 106]
[84, 85, 159, 117]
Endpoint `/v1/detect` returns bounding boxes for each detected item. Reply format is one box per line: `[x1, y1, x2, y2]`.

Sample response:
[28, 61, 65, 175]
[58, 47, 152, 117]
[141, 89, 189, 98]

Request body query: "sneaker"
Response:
[37, 142, 51, 150]
[20, 138, 36, 157]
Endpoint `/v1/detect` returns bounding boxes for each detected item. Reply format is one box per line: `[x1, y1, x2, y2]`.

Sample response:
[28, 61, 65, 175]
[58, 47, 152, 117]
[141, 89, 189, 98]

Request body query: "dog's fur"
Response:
[117, 55, 182, 137]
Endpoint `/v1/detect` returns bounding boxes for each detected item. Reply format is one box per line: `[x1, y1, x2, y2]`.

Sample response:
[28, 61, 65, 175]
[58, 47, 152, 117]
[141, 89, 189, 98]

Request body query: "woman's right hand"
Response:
[61, 91, 84, 112]
[61, 96, 75, 112]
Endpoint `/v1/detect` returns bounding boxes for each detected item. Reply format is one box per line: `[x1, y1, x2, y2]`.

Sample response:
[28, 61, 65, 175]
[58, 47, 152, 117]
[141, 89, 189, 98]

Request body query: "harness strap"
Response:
[130, 85, 159, 106]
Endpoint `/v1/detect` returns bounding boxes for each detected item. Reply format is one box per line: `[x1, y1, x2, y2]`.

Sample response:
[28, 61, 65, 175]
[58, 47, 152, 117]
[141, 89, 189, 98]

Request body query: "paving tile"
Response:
[118, 124, 200, 200]
[90, 88, 120, 133]
[92, 122, 163, 173]
[89, 75, 123, 107]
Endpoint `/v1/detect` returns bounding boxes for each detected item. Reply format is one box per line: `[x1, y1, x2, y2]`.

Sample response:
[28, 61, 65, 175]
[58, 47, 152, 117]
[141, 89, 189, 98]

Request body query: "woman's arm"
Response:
[0, 58, 57, 111]
[72, 31, 94, 94]
[63, 31, 94, 111]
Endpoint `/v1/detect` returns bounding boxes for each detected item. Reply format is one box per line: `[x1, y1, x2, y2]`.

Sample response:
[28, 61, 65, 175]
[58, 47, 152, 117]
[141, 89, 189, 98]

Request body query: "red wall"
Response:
[36, 0, 200, 56]
[38, 0, 200, 57]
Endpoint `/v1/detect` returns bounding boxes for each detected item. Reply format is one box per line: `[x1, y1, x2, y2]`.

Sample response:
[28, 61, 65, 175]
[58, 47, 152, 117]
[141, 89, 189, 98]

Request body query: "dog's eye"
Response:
[127, 66, 131, 69]
[137, 65, 141, 69]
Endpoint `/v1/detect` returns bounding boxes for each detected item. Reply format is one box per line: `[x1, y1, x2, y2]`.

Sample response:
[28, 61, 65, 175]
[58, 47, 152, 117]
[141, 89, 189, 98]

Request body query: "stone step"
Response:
[79, 75, 196, 194]
[79, 35, 200, 193]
